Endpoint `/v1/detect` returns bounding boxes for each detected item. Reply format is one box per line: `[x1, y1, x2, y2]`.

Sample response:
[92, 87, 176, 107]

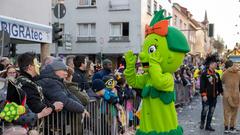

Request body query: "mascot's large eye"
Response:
[148, 45, 156, 53]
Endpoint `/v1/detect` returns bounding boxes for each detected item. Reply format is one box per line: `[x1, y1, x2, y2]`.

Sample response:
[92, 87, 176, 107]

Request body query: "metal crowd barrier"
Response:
[175, 82, 195, 106]
[1, 83, 195, 135]
[1, 98, 141, 135]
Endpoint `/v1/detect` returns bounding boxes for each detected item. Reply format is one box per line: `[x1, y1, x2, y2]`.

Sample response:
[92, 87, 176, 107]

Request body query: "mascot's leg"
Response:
[230, 107, 238, 129]
[223, 97, 231, 129]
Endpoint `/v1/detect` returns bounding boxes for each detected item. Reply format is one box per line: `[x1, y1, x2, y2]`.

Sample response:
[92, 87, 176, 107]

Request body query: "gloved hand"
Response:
[202, 96, 207, 102]
[124, 50, 137, 68]
[149, 50, 162, 65]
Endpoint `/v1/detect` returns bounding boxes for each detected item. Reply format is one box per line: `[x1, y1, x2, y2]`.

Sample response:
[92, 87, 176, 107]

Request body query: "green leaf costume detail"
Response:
[124, 10, 190, 135]
[0, 102, 26, 122]
[142, 86, 175, 104]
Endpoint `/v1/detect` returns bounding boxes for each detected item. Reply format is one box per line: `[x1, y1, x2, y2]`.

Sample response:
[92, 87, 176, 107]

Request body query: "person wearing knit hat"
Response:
[49, 59, 68, 71]
[37, 58, 87, 113]
[103, 59, 112, 69]
[92, 79, 105, 93]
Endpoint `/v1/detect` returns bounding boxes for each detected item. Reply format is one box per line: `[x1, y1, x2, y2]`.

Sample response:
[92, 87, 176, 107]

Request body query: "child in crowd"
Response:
[115, 72, 134, 131]
[92, 76, 125, 134]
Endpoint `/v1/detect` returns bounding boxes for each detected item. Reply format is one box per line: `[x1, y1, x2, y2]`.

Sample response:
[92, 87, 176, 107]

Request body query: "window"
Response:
[164, 9, 167, 17]
[174, 15, 177, 26]
[147, 0, 152, 14]
[154, 1, 157, 12]
[110, 23, 121, 36]
[179, 19, 182, 29]
[78, 0, 96, 7]
[168, 13, 171, 17]
[159, 4, 162, 10]
[168, 13, 171, 24]
[110, 22, 129, 42]
[77, 23, 96, 42]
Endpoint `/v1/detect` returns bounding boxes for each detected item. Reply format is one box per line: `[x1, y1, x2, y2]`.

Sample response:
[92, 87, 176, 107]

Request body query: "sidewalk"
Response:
[178, 95, 240, 135]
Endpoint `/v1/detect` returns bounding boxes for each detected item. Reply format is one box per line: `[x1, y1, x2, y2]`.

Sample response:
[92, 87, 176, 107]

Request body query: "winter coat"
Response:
[222, 65, 240, 107]
[16, 72, 55, 113]
[37, 65, 85, 113]
[115, 85, 134, 105]
[64, 81, 90, 106]
[200, 69, 223, 100]
[92, 69, 112, 81]
[72, 68, 90, 90]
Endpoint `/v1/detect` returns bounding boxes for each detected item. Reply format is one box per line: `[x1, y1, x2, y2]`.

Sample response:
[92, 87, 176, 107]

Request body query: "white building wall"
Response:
[0, 0, 53, 54]
[0, 0, 51, 26]
[13, 0, 172, 55]
[54, 0, 143, 55]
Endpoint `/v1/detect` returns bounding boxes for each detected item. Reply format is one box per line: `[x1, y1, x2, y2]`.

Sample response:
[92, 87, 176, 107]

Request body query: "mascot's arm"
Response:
[124, 68, 147, 89]
[149, 52, 174, 91]
[124, 50, 146, 89]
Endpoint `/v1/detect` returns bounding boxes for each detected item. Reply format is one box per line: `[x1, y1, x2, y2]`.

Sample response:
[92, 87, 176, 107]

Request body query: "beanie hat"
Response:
[92, 79, 105, 92]
[49, 60, 68, 71]
[103, 59, 112, 68]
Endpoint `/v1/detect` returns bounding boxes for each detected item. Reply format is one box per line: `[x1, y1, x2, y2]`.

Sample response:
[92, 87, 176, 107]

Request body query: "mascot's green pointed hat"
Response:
[148, 10, 190, 53]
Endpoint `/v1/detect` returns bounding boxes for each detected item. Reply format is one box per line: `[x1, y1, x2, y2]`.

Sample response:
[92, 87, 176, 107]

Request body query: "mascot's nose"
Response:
[139, 52, 145, 61]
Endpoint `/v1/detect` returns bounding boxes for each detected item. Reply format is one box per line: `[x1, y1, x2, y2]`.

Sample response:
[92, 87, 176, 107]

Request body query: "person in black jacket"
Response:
[37, 59, 88, 114]
[72, 55, 90, 91]
[72, 55, 99, 100]
[16, 52, 63, 114]
[199, 54, 223, 131]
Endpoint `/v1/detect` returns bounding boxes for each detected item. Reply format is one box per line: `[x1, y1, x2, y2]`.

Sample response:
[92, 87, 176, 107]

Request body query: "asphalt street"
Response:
[178, 96, 240, 135]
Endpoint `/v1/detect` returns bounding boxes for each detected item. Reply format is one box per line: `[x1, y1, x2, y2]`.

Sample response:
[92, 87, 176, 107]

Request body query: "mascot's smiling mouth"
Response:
[142, 62, 149, 68]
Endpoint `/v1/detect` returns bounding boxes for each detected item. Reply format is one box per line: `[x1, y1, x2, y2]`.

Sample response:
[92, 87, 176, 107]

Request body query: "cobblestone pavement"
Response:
[178, 96, 240, 135]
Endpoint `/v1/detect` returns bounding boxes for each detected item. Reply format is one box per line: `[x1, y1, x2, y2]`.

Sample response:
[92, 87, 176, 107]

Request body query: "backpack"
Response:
[0, 79, 27, 122]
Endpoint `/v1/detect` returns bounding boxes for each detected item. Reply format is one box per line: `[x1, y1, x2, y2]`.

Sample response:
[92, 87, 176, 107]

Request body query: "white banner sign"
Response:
[0, 15, 52, 43]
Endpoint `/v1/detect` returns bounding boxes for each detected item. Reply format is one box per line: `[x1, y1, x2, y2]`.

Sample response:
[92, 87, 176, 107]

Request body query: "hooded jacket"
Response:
[37, 65, 85, 113]
[222, 65, 240, 107]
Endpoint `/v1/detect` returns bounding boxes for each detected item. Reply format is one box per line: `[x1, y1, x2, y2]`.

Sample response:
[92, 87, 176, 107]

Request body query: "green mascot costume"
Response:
[124, 10, 190, 135]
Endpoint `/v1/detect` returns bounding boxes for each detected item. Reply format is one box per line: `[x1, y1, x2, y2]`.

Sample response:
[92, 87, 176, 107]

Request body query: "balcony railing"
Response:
[76, 36, 96, 42]
[109, 36, 129, 42]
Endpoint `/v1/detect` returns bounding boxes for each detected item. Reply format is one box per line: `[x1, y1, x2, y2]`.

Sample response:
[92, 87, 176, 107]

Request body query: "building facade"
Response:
[50, 0, 173, 64]
[172, 3, 211, 65]
[0, 0, 53, 61]
[172, 3, 198, 54]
